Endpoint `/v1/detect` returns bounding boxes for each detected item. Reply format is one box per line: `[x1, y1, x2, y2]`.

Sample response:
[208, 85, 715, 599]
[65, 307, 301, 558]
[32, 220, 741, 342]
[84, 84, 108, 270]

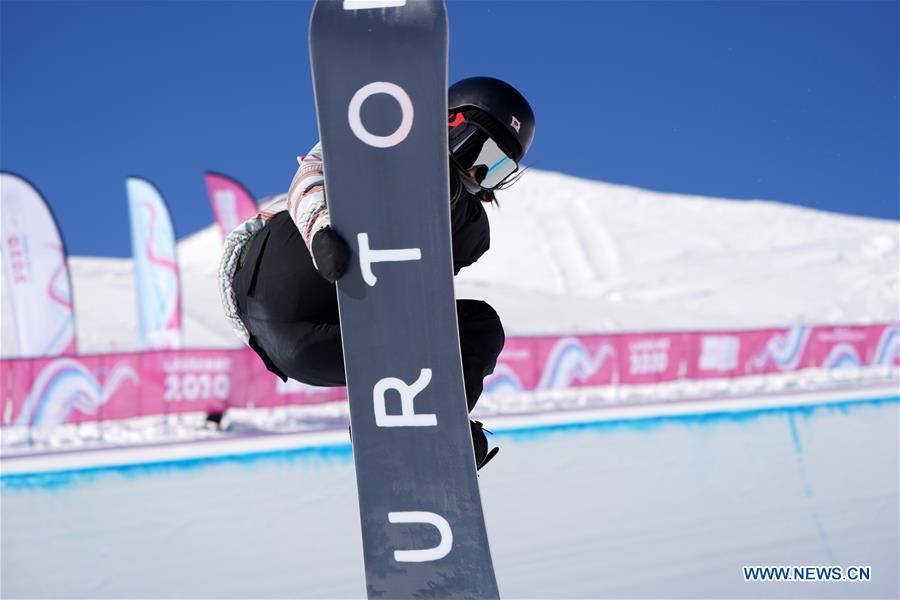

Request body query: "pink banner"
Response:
[687, 329, 780, 379]
[536, 335, 619, 388]
[808, 326, 872, 369]
[204, 172, 259, 241]
[1, 323, 896, 428]
[484, 338, 540, 393]
[614, 332, 688, 385]
[0, 349, 345, 428]
[866, 324, 900, 366]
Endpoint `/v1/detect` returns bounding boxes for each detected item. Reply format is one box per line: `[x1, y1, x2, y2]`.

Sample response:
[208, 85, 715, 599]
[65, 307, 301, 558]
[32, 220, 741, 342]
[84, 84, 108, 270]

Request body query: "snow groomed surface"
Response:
[2, 392, 897, 599]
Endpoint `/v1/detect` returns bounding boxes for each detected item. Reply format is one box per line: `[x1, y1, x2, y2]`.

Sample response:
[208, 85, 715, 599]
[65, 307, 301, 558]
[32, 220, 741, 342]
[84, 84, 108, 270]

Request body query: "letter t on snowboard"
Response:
[358, 232, 421, 287]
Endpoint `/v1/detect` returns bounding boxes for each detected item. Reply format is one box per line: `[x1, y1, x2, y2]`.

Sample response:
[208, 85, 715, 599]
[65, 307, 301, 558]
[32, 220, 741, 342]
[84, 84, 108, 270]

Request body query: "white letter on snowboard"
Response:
[343, 1, 407, 11]
[348, 81, 413, 148]
[358, 232, 421, 287]
[388, 511, 453, 562]
[374, 368, 436, 427]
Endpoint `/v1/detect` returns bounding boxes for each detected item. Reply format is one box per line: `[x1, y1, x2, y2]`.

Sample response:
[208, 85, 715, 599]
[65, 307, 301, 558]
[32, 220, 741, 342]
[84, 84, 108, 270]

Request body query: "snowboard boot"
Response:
[471, 420, 499, 471]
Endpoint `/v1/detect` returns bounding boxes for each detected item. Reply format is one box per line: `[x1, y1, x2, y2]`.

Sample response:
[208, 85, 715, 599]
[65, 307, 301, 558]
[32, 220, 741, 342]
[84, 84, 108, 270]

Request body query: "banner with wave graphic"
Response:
[486, 324, 899, 395]
[0, 349, 347, 427]
[126, 177, 183, 350]
[0, 172, 77, 357]
[203, 172, 259, 242]
[869, 324, 900, 366]
[0, 324, 896, 428]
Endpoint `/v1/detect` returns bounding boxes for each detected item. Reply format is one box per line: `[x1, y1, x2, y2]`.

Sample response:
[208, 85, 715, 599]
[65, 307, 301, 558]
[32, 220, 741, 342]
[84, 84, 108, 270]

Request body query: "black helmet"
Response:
[448, 77, 535, 162]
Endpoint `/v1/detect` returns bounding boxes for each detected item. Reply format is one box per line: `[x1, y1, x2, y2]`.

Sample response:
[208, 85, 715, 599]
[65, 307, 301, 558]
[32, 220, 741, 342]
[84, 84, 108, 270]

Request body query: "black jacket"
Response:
[449, 168, 490, 274]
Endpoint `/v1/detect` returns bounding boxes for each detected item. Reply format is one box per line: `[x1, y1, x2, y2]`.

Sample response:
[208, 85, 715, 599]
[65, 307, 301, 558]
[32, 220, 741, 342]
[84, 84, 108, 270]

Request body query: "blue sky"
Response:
[1, 0, 897, 258]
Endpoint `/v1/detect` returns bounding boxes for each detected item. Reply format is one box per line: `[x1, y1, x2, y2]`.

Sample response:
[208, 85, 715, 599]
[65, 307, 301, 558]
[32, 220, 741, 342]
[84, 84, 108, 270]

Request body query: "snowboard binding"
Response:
[471, 420, 499, 471]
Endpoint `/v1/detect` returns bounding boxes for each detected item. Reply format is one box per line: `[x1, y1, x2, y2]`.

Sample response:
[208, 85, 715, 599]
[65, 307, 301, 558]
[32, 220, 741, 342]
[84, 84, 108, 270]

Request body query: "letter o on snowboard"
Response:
[348, 82, 414, 148]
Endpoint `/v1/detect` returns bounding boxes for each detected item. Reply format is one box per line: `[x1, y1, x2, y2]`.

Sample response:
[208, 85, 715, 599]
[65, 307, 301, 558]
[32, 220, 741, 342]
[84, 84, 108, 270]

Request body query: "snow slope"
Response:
[2, 170, 897, 355]
[3, 396, 897, 599]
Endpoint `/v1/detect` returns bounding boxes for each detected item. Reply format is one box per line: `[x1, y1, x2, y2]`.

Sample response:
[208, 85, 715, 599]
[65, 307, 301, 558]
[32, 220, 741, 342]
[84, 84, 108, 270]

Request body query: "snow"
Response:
[2, 394, 897, 598]
[3, 365, 896, 475]
[459, 171, 899, 335]
[3, 169, 897, 355]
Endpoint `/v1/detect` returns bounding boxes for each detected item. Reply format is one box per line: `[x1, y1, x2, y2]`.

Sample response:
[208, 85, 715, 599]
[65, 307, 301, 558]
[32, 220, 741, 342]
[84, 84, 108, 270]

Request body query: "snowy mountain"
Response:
[2, 169, 897, 356]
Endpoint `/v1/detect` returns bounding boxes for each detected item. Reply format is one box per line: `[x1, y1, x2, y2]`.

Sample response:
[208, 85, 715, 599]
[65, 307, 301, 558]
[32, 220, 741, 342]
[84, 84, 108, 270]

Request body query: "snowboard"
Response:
[308, 1, 499, 598]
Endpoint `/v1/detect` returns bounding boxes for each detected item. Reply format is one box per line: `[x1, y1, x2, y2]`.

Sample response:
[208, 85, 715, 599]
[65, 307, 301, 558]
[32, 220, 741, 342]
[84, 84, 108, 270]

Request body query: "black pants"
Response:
[234, 212, 505, 412]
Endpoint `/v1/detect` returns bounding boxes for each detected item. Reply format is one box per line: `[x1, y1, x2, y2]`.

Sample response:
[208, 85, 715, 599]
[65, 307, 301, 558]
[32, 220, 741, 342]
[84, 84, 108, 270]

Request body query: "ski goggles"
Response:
[448, 116, 518, 190]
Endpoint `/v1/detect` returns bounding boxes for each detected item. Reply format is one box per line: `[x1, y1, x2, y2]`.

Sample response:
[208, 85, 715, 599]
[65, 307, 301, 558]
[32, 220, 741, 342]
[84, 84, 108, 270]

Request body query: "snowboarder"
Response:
[218, 76, 535, 470]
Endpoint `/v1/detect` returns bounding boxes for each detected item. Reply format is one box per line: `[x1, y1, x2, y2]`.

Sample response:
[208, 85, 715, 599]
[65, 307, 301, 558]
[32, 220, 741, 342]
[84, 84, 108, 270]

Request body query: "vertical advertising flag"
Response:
[126, 177, 183, 350]
[0, 172, 77, 357]
[203, 172, 259, 241]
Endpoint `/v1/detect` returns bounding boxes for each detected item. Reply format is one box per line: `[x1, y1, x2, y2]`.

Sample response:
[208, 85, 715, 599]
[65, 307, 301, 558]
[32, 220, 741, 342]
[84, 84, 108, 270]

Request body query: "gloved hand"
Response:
[311, 226, 350, 283]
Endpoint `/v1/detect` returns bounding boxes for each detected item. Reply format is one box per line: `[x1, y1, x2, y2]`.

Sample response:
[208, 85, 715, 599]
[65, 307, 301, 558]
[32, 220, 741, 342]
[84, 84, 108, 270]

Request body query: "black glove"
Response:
[311, 226, 350, 283]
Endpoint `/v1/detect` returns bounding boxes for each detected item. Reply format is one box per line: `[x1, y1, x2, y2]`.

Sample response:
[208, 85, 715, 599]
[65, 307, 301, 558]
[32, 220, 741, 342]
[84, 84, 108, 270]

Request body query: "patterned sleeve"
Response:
[286, 141, 331, 252]
[217, 193, 288, 345]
